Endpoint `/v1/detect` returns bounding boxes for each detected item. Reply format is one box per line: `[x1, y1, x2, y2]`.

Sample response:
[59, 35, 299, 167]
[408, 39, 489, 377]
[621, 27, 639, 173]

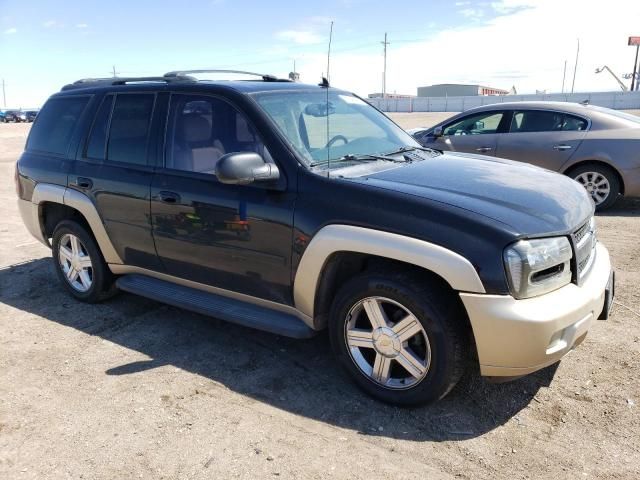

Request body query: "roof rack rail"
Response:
[61, 75, 195, 91]
[164, 69, 291, 82]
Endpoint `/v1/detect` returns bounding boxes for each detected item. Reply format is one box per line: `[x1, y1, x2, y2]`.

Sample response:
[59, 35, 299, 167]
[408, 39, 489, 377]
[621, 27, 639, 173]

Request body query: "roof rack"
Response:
[164, 69, 291, 82]
[61, 75, 195, 91]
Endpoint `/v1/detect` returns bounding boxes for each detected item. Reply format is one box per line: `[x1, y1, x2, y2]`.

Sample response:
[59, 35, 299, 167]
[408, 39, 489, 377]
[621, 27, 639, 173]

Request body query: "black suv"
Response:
[16, 70, 614, 405]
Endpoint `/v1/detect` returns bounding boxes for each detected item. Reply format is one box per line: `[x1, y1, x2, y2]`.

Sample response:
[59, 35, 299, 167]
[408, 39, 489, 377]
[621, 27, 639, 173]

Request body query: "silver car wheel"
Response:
[575, 171, 611, 206]
[344, 296, 431, 390]
[58, 233, 93, 293]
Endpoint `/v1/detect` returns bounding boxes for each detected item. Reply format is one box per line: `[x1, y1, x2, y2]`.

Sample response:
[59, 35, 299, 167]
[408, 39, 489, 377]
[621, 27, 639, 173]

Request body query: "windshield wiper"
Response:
[310, 153, 408, 168]
[384, 145, 439, 156]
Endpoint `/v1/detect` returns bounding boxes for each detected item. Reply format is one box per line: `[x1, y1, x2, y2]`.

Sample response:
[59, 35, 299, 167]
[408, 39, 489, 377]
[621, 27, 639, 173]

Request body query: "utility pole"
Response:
[112, 65, 118, 78]
[631, 45, 639, 91]
[561, 60, 567, 93]
[1, 79, 6, 108]
[571, 39, 580, 93]
[381, 33, 390, 98]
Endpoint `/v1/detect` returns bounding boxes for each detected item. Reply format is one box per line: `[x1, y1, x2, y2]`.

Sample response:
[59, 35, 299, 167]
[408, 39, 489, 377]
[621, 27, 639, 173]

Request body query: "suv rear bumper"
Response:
[460, 242, 611, 377]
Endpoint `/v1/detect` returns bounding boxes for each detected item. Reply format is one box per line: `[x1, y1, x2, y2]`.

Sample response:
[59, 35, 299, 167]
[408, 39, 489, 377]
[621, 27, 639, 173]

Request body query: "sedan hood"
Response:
[349, 152, 593, 236]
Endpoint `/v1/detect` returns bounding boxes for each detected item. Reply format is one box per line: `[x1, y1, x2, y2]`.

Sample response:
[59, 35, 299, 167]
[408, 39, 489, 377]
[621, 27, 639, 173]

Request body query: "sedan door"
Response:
[495, 109, 588, 171]
[420, 110, 509, 157]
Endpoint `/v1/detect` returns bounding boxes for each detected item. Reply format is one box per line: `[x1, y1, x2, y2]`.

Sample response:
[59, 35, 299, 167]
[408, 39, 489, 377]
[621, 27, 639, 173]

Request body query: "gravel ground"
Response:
[1, 121, 639, 479]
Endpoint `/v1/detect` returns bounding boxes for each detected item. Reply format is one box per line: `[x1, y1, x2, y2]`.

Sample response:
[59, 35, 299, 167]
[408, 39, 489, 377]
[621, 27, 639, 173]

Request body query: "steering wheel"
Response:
[325, 135, 349, 149]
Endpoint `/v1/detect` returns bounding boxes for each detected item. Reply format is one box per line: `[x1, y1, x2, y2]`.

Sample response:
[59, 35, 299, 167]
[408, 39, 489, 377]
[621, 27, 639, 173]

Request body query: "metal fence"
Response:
[367, 91, 640, 112]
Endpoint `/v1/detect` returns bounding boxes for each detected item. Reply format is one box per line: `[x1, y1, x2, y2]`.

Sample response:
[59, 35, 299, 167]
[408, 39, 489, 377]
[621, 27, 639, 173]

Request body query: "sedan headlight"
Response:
[504, 237, 573, 299]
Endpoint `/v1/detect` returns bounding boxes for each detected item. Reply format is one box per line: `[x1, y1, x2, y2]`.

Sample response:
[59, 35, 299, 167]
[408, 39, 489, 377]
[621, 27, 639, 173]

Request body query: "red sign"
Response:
[629, 36, 640, 46]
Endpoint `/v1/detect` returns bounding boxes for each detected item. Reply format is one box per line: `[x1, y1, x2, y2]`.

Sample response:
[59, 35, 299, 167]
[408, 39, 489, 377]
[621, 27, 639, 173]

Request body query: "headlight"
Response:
[504, 237, 573, 299]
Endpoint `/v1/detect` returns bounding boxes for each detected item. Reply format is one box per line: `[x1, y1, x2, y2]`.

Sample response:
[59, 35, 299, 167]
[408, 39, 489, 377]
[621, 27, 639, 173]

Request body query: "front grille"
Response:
[572, 217, 596, 283]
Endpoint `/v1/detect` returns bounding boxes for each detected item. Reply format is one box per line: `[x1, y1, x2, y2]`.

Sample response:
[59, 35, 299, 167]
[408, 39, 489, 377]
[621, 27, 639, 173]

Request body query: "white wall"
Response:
[368, 91, 640, 112]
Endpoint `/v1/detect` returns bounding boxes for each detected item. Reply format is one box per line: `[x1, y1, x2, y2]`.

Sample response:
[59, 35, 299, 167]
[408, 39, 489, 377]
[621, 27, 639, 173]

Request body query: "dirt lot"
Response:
[1, 120, 639, 479]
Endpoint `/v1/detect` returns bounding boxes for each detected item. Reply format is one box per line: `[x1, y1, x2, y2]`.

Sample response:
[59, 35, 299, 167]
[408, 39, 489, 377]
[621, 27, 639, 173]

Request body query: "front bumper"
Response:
[460, 242, 611, 377]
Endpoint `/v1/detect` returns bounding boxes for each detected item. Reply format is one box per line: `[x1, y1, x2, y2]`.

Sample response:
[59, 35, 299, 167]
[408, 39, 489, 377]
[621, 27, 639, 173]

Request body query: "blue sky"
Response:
[1, 0, 639, 107]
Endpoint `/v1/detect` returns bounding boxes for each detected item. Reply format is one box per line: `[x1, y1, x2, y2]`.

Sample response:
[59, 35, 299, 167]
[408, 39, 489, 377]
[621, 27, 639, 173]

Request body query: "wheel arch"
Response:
[28, 183, 122, 264]
[293, 224, 486, 328]
[563, 159, 625, 195]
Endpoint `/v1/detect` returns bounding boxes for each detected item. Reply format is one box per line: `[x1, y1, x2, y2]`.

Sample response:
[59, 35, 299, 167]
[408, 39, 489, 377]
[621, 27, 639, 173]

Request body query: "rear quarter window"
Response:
[26, 96, 90, 155]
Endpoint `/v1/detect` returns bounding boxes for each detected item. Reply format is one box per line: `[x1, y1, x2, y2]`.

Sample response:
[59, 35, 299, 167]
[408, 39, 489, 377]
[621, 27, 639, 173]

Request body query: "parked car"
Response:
[410, 102, 640, 210]
[0, 109, 19, 123]
[15, 72, 614, 405]
[24, 110, 39, 122]
[16, 111, 28, 122]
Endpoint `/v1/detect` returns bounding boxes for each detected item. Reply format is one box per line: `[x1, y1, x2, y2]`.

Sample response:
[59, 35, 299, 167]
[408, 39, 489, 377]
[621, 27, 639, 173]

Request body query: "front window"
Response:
[253, 90, 419, 166]
[443, 111, 504, 136]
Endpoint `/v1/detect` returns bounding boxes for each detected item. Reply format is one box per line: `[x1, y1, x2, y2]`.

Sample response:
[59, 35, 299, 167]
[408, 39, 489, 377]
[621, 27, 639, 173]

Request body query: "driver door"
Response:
[425, 110, 509, 157]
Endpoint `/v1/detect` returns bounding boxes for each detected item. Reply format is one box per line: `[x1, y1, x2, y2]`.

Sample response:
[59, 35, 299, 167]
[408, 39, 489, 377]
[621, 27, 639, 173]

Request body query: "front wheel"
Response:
[329, 271, 469, 406]
[569, 164, 620, 211]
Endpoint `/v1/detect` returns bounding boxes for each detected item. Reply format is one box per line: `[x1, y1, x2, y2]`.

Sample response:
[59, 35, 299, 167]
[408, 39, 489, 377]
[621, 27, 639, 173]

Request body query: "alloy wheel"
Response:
[344, 296, 431, 390]
[575, 171, 610, 206]
[58, 233, 93, 292]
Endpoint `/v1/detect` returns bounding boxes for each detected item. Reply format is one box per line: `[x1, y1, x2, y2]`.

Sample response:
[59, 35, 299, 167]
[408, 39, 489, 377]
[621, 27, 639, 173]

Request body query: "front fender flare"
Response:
[293, 224, 486, 319]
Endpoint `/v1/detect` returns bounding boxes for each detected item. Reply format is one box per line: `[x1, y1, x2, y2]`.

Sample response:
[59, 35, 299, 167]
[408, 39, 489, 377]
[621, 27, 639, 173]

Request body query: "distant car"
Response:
[24, 110, 38, 122]
[16, 111, 28, 122]
[0, 110, 19, 123]
[410, 102, 640, 210]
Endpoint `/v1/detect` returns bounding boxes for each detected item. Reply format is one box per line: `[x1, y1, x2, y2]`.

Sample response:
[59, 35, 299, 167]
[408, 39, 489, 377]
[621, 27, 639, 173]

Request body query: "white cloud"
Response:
[3, 27, 17, 35]
[455, 1, 471, 5]
[459, 8, 484, 18]
[43, 20, 56, 28]
[276, 29, 323, 45]
[75, 23, 88, 29]
[293, 0, 640, 96]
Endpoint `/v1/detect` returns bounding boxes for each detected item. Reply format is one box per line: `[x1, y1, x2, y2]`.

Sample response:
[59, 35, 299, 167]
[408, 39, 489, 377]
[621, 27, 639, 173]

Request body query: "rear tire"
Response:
[51, 220, 117, 303]
[329, 270, 469, 406]
[569, 163, 620, 211]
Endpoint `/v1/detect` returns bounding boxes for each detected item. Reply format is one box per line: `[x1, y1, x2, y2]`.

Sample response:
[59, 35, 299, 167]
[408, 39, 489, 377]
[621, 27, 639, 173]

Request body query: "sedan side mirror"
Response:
[433, 126, 444, 138]
[215, 152, 280, 185]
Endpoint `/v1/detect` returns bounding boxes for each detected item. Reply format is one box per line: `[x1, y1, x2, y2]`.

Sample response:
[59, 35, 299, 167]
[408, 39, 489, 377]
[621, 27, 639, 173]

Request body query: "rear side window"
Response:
[106, 94, 155, 165]
[27, 96, 89, 155]
[85, 95, 114, 160]
[510, 110, 588, 132]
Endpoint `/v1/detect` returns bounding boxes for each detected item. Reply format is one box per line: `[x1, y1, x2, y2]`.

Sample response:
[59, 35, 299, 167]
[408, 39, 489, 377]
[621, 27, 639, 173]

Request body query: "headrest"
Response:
[181, 114, 211, 143]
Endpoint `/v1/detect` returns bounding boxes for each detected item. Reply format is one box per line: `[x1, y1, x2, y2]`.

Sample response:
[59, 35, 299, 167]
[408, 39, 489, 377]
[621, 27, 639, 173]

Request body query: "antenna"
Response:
[325, 21, 334, 175]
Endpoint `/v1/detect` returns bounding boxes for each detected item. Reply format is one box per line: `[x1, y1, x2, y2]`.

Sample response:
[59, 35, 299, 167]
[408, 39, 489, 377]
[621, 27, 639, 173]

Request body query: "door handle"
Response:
[73, 177, 93, 189]
[553, 144, 573, 151]
[475, 147, 493, 153]
[158, 191, 180, 204]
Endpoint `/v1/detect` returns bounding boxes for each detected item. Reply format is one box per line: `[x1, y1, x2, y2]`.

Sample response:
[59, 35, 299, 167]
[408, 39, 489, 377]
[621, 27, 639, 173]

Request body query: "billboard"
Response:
[629, 36, 640, 46]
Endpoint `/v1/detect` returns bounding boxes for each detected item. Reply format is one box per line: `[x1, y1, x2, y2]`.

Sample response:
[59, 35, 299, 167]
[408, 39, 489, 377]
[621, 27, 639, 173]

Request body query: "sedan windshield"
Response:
[253, 90, 421, 167]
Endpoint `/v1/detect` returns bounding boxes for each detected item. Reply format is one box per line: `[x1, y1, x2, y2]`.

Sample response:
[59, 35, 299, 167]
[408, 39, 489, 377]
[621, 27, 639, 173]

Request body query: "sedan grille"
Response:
[572, 218, 596, 283]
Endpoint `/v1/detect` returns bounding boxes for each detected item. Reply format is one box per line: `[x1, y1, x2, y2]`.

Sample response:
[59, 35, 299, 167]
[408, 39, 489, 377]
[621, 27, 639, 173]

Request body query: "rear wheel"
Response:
[569, 164, 620, 211]
[52, 220, 117, 302]
[329, 271, 469, 406]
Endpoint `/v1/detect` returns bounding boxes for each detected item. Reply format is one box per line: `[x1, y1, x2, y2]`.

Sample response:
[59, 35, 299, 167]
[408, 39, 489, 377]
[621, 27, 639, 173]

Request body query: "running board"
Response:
[115, 274, 316, 339]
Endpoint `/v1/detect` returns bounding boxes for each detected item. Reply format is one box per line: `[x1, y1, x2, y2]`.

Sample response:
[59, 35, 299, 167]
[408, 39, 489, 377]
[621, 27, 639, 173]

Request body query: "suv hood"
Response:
[349, 152, 593, 236]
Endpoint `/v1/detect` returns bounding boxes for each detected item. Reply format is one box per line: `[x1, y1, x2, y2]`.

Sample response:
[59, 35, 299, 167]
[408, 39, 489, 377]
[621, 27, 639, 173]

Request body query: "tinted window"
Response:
[560, 114, 588, 131]
[27, 96, 89, 155]
[85, 95, 114, 160]
[166, 94, 270, 174]
[107, 94, 154, 165]
[444, 111, 504, 136]
[511, 110, 563, 132]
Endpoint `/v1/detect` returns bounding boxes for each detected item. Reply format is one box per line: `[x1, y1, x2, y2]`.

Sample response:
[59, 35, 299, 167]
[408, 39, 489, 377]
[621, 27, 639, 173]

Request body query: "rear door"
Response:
[495, 109, 588, 171]
[421, 110, 509, 156]
[68, 91, 165, 270]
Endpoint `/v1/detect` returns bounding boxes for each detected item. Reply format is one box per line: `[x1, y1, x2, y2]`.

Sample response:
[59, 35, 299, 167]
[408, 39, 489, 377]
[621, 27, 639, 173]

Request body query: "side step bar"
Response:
[115, 274, 316, 339]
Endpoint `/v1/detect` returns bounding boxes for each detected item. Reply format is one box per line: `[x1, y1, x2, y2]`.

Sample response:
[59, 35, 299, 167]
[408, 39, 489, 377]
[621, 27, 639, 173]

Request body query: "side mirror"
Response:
[215, 152, 280, 185]
[433, 126, 444, 138]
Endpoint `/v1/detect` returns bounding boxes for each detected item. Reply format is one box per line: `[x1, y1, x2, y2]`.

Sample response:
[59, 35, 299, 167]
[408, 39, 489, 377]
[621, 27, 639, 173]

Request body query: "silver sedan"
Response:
[410, 101, 640, 210]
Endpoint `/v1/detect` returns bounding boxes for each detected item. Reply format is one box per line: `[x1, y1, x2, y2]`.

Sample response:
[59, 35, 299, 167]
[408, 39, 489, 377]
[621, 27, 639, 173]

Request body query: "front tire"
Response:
[569, 164, 620, 211]
[52, 220, 117, 303]
[329, 271, 469, 406]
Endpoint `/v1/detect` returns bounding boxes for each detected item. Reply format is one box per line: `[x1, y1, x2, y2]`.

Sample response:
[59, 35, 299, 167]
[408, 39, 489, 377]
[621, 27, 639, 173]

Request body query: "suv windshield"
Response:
[253, 90, 420, 166]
